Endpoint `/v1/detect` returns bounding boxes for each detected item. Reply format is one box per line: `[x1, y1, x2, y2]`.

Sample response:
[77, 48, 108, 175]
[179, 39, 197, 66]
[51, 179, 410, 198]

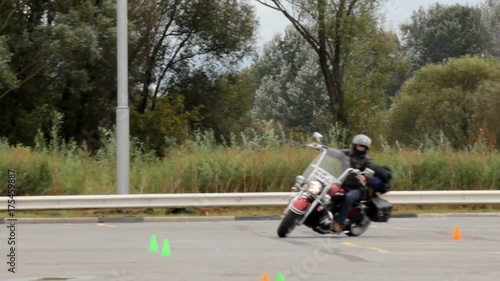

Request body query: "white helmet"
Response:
[352, 134, 371, 149]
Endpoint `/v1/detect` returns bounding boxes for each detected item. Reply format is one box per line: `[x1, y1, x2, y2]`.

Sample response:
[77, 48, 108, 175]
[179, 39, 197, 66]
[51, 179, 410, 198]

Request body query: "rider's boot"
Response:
[332, 221, 343, 233]
[328, 202, 343, 233]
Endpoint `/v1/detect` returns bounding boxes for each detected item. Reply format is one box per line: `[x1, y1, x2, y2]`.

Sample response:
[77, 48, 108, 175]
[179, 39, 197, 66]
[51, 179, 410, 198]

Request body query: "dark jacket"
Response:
[325, 147, 392, 187]
[340, 148, 374, 171]
[325, 147, 374, 174]
[340, 149, 392, 181]
[337, 148, 369, 188]
[371, 164, 392, 183]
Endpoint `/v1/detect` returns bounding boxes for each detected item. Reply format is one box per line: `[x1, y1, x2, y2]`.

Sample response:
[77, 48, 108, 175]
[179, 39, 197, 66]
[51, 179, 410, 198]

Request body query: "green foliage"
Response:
[251, 26, 332, 132]
[0, 36, 18, 91]
[255, 0, 389, 128]
[401, 3, 487, 71]
[377, 142, 500, 190]
[0, 0, 259, 154]
[343, 25, 410, 146]
[174, 68, 257, 145]
[130, 94, 201, 155]
[480, 0, 500, 58]
[0, 144, 52, 196]
[0, 128, 498, 196]
[129, 0, 258, 115]
[2, 0, 500, 196]
[0, 0, 120, 150]
[388, 56, 500, 149]
[251, 7, 409, 144]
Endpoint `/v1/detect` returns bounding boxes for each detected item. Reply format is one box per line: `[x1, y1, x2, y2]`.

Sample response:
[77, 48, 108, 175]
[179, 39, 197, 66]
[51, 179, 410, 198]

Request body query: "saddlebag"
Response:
[366, 195, 392, 222]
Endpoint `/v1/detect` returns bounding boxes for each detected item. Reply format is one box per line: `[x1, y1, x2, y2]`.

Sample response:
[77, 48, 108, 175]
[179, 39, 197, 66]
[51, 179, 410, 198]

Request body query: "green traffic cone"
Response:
[161, 238, 171, 257]
[276, 272, 284, 281]
[149, 235, 158, 252]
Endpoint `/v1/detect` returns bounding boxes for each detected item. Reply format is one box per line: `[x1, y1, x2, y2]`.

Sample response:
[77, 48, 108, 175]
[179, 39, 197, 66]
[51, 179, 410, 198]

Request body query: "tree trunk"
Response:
[332, 39, 347, 126]
[138, 4, 177, 114]
[137, 63, 153, 114]
[317, 0, 348, 127]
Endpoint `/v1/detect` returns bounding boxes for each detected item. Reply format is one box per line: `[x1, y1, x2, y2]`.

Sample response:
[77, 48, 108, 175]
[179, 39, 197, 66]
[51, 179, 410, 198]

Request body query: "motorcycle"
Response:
[277, 132, 393, 238]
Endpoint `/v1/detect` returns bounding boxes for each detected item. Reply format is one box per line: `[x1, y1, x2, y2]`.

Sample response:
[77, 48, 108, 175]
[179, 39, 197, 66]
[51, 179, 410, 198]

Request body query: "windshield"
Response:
[301, 147, 348, 186]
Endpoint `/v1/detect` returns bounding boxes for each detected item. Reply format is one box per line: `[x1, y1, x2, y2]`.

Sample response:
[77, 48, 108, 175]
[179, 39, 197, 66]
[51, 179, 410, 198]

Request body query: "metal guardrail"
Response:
[0, 191, 499, 210]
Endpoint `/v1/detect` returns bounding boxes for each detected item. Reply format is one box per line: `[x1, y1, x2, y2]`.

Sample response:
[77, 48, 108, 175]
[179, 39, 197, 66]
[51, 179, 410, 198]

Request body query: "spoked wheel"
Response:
[345, 221, 370, 236]
[277, 211, 301, 238]
[345, 217, 371, 237]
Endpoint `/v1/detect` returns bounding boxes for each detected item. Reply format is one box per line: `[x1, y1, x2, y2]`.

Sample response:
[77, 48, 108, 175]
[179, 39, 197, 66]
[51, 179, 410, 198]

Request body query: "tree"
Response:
[130, 94, 201, 155]
[480, 0, 500, 58]
[387, 56, 500, 149]
[0, 0, 259, 151]
[256, 0, 381, 128]
[172, 68, 257, 143]
[0, 36, 17, 95]
[251, 26, 331, 132]
[0, 0, 110, 147]
[128, 0, 258, 114]
[400, 3, 488, 71]
[342, 25, 409, 139]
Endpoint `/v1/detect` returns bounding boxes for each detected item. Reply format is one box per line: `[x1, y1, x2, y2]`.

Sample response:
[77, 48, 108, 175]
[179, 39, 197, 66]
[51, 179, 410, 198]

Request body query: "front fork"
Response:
[284, 189, 305, 215]
[298, 194, 324, 225]
[285, 192, 328, 227]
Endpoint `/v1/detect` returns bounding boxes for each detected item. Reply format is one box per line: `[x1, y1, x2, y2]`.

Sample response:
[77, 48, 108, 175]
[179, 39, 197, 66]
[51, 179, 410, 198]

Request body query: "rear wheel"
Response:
[277, 211, 301, 238]
[345, 217, 371, 236]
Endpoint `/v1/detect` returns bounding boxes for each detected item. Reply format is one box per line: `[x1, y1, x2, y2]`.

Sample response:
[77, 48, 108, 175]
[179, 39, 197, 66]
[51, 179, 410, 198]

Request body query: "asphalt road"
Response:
[1, 216, 499, 281]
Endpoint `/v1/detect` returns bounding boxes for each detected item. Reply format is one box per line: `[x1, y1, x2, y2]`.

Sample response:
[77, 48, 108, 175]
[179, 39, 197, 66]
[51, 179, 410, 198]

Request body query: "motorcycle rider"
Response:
[330, 134, 392, 233]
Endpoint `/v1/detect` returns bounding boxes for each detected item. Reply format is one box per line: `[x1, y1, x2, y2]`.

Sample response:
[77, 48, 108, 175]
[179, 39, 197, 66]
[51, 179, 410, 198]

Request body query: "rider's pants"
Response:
[334, 188, 363, 224]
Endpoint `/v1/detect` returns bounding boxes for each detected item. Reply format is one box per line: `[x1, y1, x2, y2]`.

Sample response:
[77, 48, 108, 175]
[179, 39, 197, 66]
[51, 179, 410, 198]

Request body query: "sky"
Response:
[251, 0, 487, 53]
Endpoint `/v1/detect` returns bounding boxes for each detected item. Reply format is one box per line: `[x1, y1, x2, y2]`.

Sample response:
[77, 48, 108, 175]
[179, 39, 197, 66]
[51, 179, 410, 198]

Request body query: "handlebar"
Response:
[338, 167, 375, 185]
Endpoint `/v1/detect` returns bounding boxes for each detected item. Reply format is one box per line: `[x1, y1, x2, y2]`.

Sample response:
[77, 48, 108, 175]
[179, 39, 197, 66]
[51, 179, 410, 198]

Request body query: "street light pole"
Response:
[116, 0, 129, 194]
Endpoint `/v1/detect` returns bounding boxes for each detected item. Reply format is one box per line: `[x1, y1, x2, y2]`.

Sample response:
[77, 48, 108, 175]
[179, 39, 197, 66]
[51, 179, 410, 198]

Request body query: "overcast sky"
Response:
[251, 0, 487, 53]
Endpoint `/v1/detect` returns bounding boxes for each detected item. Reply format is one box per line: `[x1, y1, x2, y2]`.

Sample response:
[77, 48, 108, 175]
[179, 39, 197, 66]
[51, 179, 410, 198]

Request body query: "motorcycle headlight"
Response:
[307, 181, 322, 195]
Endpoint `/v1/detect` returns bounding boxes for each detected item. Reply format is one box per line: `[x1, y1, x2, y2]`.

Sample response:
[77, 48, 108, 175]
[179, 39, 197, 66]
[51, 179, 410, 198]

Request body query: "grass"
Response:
[0, 119, 498, 196]
[1, 142, 499, 196]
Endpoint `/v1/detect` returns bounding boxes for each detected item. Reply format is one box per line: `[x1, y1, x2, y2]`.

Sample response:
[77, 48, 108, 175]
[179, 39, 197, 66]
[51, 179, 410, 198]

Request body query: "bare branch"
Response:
[158, 50, 212, 98]
[289, 0, 318, 22]
[170, 50, 209, 68]
[13, 59, 44, 80]
[255, 0, 282, 11]
[0, 0, 7, 11]
[0, 0, 32, 33]
[258, 0, 321, 53]
[0, 60, 50, 100]
[151, 0, 205, 108]
[129, 0, 177, 67]
[152, 31, 193, 101]
[285, 0, 306, 12]
[346, 0, 358, 16]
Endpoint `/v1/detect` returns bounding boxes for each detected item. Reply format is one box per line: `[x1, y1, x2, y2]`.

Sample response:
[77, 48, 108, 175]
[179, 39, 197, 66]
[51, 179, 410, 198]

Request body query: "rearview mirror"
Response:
[295, 175, 305, 185]
[312, 132, 323, 143]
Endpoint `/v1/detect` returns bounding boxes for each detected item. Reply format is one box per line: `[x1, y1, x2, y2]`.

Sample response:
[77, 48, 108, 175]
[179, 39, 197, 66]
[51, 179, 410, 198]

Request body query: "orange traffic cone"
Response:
[452, 225, 461, 240]
[261, 273, 270, 281]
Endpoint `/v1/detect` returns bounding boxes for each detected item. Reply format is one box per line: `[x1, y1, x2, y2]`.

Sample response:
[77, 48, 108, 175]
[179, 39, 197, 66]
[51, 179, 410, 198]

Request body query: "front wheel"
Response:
[277, 211, 301, 238]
